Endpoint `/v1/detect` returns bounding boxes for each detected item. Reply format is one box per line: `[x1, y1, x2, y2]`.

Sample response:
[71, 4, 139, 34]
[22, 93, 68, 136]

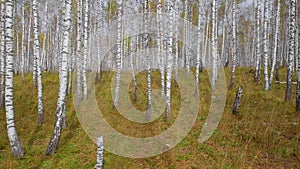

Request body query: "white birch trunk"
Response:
[113, 0, 122, 109]
[5, 0, 24, 158]
[211, 0, 218, 90]
[165, 0, 174, 120]
[229, 0, 237, 89]
[221, 0, 228, 67]
[184, 0, 190, 76]
[195, 0, 205, 96]
[21, 5, 25, 82]
[254, 1, 261, 82]
[285, 0, 296, 101]
[174, 0, 179, 80]
[27, 7, 32, 73]
[97, 0, 103, 82]
[33, 0, 44, 125]
[269, 0, 280, 87]
[157, 0, 165, 97]
[46, 0, 72, 155]
[82, 0, 89, 99]
[144, 0, 151, 121]
[263, 0, 270, 91]
[0, 0, 6, 108]
[76, 0, 82, 103]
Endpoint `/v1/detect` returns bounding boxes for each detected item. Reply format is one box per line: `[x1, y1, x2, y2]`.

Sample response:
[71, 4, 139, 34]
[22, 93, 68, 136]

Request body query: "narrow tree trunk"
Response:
[33, 0, 44, 126]
[233, 86, 243, 115]
[46, 0, 72, 155]
[82, 0, 89, 99]
[0, 0, 6, 108]
[27, 6, 32, 73]
[5, 0, 24, 158]
[184, 0, 190, 76]
[269, 0, 280, 88]
[211, 0, 218, 90]
[21, 5, 25, 82]
[165, 0, 174, 121]
[263, 0, 270, 91]
[221, 0, 228, 67]
[144, 0, 151, 121]
[229, 0, 237, 90]
[195, 1, 205, 96]
[285, 0, 296, 102]
[96, 0, 104, 83]
[254, 1, 261, 83]
[174, 0, 179, 80]
[76, 0, 82, 104]
[113, 0, 122, 109]
[157, 0, 165, 97]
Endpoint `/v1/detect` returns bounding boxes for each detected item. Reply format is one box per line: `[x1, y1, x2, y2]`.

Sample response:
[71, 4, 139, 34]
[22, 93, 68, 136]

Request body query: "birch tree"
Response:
[157, 0, 165, 97]
[165, 0, 174, 120]
[27, 5, 32, 74]
[76, 0, 82, 103]
[229, 0, 237, 90]
[21, 5, 25, 82]
[254, 0, 261, 83]
[82, 0, 89, 99]
[269, 0, 280, 87]
[220, 0, 228, 67]
[212, 0, 219, 90]
[184, 0, 190, 76]
[46, 0, 72, 155]
[33, 0, 44, 125]
[144, 0, 151, 121]
[285, 0, 296, 102]
[113, 0, 122, 109]
[5, 0, 24, 158]
[263, 0, 270, 91]
[195, 0, 205, 96]
[174, 0, 179, 80]
[0, 0, 6, 108]
[96, 0, 104, 83]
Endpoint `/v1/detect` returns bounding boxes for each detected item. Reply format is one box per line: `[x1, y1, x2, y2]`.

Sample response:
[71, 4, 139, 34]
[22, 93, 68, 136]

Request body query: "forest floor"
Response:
[0, 68, 299, 169]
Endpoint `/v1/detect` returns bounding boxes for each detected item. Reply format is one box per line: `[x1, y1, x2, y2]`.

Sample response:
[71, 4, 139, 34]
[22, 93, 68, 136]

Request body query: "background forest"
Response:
[0, 0, 299, 168]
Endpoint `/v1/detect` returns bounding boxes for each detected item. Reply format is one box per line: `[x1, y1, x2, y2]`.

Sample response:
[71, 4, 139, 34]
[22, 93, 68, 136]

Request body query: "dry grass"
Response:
[0, 68, 299, 169]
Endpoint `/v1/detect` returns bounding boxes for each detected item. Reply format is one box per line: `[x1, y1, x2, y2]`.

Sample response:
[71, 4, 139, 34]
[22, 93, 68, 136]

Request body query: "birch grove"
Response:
[1, 0, 300, 161]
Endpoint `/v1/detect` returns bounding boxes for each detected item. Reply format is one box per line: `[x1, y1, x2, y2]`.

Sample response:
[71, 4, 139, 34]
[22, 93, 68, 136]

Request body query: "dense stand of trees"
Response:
[0, 0, 298, 164]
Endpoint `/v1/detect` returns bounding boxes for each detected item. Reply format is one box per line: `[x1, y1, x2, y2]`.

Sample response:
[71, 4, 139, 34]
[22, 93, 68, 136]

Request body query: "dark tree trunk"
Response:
[233, 86, 243, 115]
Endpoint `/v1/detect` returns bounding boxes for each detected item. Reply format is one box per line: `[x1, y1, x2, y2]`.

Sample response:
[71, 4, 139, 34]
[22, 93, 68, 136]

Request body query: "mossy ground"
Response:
[0, 68, 299, 168]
